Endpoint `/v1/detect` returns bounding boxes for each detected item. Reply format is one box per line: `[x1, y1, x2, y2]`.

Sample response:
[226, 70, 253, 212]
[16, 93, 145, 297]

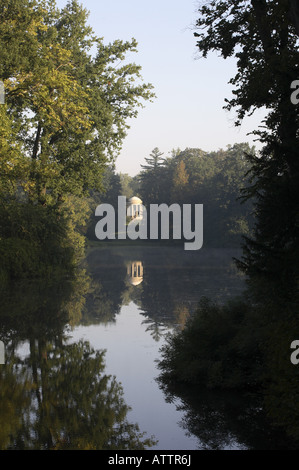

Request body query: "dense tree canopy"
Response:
[158, 0, 299, 445]
[194, 0, 299, 300]
[129, 143, 254, 247]
[0, 0, 154, 279]
[0, 0, 154, 206]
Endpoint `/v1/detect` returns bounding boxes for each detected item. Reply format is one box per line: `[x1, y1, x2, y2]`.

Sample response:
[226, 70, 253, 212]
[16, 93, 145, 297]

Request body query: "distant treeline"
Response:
[87, 143, 255, 248]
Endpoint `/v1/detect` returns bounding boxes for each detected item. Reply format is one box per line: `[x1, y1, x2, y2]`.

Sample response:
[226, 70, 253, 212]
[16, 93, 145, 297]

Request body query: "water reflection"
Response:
[0, 245, 246, 450]
[158, 382, 295, 450]
[126, 261, 144, 286]
[84, 245, 245, 328]
[3, 245, 294, 449]
[0, 273, 156, 450]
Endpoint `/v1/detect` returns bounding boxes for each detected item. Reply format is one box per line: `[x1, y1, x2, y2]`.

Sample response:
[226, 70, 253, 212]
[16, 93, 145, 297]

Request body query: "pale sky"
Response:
[55, 0, 264, 175]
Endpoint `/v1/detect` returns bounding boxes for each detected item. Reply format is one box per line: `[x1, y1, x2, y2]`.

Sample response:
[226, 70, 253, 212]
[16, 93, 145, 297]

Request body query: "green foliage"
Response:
[0, 0, 154, 278]
[158, 1, 299, 444]
[0, 274, 157, 449]
[194, 0, 299, 295]
[0, 202, 79, 280]
[119, 173, 135, 199]
[86, 165, 123, 241]
[0, 104, 31, 198]
[0, 362, 32, 450]
[171, 159, 189, 203]
[31, 341, 155, 450]
[0, 0, 154, 205]
[0, 339, 157, 449]
[194, 0, 299, 125]
[86, 142, 254, 247]
[135, 143, 254, 247]
[158, 297, 263, 390]
[139, 147, 166, 205]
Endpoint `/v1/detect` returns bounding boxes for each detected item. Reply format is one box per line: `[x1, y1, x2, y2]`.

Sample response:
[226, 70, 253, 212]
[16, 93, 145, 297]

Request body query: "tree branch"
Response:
[32, 123, 42, 160]
[251, 0, 276, 63]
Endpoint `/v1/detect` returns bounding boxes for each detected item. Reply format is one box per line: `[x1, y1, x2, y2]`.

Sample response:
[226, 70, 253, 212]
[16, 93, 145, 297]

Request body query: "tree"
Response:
[166, 144, 254, 246]
[157, 5, 299, 442]
[157, 1, 299, 442]
[140, 147, 165, 173]
[194, 0, 299, 300]
[119, 173, 134, 199]
[131, 143, 254, 246]
[0, 105, 26, 196]
[86, 166, 123, 241]
[0, 0, 155, 206]
[171, 159, 189, 203]
[0, 0, 155, 278]
[139, 147, 166, 204]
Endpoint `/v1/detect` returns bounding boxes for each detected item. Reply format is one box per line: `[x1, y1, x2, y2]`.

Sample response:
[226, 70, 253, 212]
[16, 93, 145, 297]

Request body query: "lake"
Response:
[0, 244, 287, 450]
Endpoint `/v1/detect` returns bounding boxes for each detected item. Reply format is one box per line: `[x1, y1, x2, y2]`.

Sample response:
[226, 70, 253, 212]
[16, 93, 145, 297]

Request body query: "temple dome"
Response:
[128, 196, 142, 205]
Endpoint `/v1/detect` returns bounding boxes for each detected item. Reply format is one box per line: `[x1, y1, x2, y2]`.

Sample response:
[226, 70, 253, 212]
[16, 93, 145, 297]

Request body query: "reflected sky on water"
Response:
[3, 244, 275, 450]
[69, 245, 247, 449]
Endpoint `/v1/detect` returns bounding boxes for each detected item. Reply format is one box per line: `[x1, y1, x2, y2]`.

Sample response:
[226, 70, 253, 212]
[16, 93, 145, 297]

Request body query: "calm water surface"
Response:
[1, 244, 274, 450]
[71, 245, 245, 450]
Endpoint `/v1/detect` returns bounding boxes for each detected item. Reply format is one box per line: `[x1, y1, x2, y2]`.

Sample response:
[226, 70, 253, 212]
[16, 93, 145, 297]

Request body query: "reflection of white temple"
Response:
[127, 196, 144, 220]
[126, 261, 144, 286]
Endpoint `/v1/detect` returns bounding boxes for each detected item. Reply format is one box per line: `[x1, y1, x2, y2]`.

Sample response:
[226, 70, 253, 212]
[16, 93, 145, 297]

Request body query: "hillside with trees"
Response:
[88, 143, 255, 248]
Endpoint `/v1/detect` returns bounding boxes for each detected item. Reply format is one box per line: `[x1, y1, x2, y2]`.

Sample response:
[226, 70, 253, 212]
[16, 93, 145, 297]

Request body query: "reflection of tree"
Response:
[0, 245, 248, 448]
[0, 275, 157, 449]
[139, 304, 189, 342]
[157, 297, 299, 448]
[141, 318, 169, 342]
[138, 248, 245, 326]
[0, 270, 90, 346]
[158, 382, 295, 450]
[0, 363, 32, 450]
[83, 248, 128, 325]
[22, 341, 156, 450]
[83, 279, 120, 325]
[0, 342, 156, 449]
[173, 304, 190, 330]
[259, 306, 299, 444]
[82, 246, 245, 338]
[121, 280, 142, 308]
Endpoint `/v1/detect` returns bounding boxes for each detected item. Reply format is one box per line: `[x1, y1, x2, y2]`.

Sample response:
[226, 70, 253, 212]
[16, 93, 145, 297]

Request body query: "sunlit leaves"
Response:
[0, 0, 155, 205]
